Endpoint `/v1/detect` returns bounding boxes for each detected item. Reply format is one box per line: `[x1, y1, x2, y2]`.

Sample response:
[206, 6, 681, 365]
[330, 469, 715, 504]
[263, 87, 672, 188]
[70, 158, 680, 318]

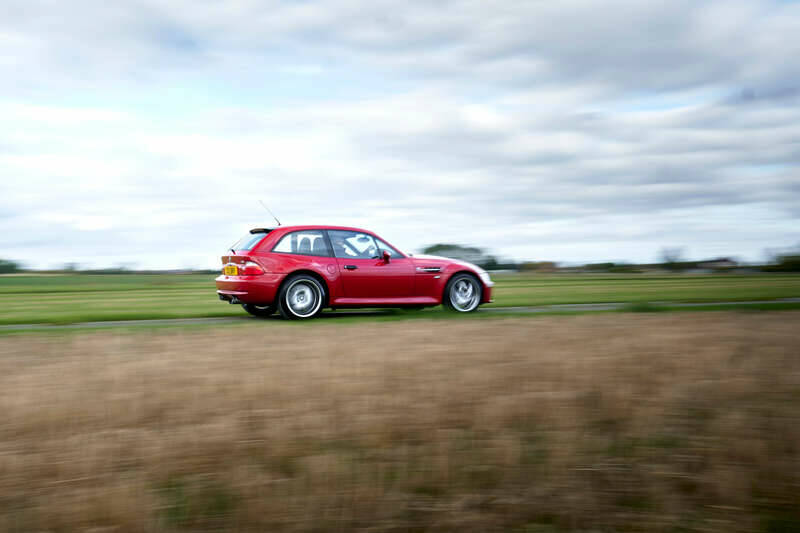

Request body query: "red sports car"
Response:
[216, 225, 494, 319]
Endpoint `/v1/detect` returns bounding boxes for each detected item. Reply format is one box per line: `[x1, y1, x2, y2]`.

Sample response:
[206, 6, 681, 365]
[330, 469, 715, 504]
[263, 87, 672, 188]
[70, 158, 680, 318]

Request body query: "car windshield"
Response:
[231, 232, 267, 251]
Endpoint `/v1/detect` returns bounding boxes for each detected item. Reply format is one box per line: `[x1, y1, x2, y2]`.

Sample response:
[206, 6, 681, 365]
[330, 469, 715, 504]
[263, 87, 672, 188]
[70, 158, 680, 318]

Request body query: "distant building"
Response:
[697, 258, 738, 270]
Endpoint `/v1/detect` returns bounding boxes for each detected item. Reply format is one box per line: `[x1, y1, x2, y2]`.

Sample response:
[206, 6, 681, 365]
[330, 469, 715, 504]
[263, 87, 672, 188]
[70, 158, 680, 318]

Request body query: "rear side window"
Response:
[232, 233, 267, 251]
[272, 230, 332, 257]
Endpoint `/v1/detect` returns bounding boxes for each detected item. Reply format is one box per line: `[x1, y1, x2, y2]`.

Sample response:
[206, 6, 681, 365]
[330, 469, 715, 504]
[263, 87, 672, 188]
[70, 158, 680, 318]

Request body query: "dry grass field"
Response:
[1, 313, 799, 532]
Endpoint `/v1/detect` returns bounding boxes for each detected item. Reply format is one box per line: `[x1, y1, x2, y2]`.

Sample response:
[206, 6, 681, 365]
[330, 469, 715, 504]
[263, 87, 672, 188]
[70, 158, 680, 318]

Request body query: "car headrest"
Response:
[312, 238, 327, 255]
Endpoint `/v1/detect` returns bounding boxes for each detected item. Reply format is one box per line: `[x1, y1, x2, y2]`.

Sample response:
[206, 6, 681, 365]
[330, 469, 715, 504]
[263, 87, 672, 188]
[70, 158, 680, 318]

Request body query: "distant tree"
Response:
[422, 244, 485, 262]
[608, 263, 642, 274]
[482, 256, 499, 270]
[761, 243, 800, 272]
[584, 262, 616, 272]
[763, 247, 780, 265]
[520, 261, 557, 273]
[660, 247, 686, 271]
[0, 259, 21, 274]
[422, 243, 487, 265]
[762, 254, 800, 272]
[421, 244, 516, 270]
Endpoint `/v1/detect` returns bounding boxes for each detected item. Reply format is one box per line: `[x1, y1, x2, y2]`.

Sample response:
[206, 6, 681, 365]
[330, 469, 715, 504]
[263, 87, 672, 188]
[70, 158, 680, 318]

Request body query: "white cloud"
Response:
[0, 0, 798, 269]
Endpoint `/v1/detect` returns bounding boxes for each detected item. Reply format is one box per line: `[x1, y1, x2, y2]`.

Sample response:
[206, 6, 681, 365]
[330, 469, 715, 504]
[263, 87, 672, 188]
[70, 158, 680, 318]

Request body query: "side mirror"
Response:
[382, 250, 391, 263]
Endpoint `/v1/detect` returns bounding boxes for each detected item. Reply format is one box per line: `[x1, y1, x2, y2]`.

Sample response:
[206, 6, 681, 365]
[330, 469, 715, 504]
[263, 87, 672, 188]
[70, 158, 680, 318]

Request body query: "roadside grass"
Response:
[0, 313, 798, 531]
[3, 302, 800, 337]
[652, 301, 800, 313]
[1, 273, 799, 325]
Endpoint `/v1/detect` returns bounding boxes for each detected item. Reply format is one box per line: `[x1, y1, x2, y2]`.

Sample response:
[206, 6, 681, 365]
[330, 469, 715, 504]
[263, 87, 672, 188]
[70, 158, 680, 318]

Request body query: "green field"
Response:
[1, 272, 799, 325]
[489, 272, 800, 306]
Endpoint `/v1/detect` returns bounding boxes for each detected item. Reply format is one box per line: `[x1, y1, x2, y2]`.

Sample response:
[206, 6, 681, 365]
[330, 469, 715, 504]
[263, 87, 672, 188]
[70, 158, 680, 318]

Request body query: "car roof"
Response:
[255, 225, 372, 234]
[252, 225, 409, 258]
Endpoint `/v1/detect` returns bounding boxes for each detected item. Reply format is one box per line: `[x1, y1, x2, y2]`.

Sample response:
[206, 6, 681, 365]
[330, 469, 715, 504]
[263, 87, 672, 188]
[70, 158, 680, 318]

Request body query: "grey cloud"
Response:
[2, 0, 800, 267]
[340, 89, 800, 225]
[3, 0, 800, 95]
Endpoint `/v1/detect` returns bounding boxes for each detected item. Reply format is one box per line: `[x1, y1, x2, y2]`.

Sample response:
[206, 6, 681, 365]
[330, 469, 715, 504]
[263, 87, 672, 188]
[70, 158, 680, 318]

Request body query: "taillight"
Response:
[240, 261, 264, 276]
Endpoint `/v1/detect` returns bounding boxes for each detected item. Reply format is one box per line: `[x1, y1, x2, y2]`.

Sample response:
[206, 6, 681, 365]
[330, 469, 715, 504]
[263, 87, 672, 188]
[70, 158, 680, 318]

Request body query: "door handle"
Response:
[344, 265, 358, 270]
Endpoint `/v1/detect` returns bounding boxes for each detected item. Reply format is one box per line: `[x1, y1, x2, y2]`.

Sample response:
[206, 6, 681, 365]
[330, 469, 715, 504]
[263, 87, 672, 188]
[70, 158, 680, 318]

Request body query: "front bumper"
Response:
[482, 284, 493, 304]
[215, 273, 283, 304]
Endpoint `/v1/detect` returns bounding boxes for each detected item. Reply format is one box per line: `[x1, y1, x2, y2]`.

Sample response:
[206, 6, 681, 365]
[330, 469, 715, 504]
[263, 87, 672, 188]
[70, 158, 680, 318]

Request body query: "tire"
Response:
[242, 303, 276, 317]
[277, 274, 325, 320]
[443, 273, 482, 313]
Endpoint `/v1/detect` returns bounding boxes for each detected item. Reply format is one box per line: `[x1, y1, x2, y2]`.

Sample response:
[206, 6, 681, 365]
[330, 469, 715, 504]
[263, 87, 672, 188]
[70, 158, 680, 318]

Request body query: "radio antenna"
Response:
[258, 200, 281, 226]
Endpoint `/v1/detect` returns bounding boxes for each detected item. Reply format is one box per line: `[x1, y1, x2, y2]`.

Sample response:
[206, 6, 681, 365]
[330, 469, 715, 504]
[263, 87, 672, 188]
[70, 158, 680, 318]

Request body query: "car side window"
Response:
[327, 230, 380, 259]
[272, 230, 332, 257]
[375, 238, 403, 258]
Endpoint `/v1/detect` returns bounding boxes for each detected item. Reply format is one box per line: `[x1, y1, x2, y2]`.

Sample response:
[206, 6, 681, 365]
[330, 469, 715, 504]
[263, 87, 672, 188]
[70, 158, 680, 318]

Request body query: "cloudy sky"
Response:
[2, 0, 799, 269]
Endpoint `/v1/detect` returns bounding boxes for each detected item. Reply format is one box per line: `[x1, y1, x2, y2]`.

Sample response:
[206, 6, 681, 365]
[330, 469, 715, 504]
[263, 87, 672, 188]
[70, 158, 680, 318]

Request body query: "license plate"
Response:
[223, 265, 238, 276]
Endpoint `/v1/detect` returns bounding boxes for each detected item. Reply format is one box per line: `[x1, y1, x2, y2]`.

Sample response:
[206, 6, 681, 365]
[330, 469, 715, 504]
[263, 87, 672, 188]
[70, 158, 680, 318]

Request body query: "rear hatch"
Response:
[221, 229, 272, 276]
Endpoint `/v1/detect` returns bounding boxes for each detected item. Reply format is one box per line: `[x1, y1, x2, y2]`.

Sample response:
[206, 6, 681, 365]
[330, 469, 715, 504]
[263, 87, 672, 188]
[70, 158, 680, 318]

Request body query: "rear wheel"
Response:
[444, 273, 482, 313]
[242, 303, 276, 317]
[278, 274, 325, 320]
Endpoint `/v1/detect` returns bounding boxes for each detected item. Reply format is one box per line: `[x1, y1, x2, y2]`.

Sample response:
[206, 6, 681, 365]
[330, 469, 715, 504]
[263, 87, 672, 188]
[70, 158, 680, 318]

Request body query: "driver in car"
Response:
[331, 235, 352, 257]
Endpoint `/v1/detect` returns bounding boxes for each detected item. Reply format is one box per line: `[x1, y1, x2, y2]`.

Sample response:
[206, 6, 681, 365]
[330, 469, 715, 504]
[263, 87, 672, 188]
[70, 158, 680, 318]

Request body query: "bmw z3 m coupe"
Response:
[216, 225, 494, 319]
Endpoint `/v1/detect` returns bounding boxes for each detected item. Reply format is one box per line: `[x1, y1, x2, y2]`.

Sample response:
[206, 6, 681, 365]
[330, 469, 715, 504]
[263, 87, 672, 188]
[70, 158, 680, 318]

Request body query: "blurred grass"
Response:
[488, 272, 800, 306]
[0, 272, 799, 324]
[0, 274, 240, 324]
[1, 314, 798, 531]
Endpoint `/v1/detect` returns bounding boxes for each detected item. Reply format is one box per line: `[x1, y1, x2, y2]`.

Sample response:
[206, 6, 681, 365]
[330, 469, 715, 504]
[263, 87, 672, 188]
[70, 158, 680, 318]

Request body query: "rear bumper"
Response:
[215, 273, 283, 304]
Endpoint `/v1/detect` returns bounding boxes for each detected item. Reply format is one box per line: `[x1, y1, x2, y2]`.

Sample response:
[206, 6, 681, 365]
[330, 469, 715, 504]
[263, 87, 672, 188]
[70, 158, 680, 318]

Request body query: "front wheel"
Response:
[277, 275, 325, 320]
[242, 303, 276, 317]
[444, 273, 482, 312]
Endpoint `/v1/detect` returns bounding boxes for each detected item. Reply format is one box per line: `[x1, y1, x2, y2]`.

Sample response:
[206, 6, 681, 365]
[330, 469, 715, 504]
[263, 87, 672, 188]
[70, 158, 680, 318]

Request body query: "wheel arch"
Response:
[441, 269, 482, 303]
[278, 269, 331, 307]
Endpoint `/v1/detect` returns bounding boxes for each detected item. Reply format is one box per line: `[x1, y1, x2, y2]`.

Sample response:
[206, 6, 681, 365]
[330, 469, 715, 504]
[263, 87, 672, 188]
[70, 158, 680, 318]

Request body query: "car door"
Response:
[327, 230, 414, 299]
